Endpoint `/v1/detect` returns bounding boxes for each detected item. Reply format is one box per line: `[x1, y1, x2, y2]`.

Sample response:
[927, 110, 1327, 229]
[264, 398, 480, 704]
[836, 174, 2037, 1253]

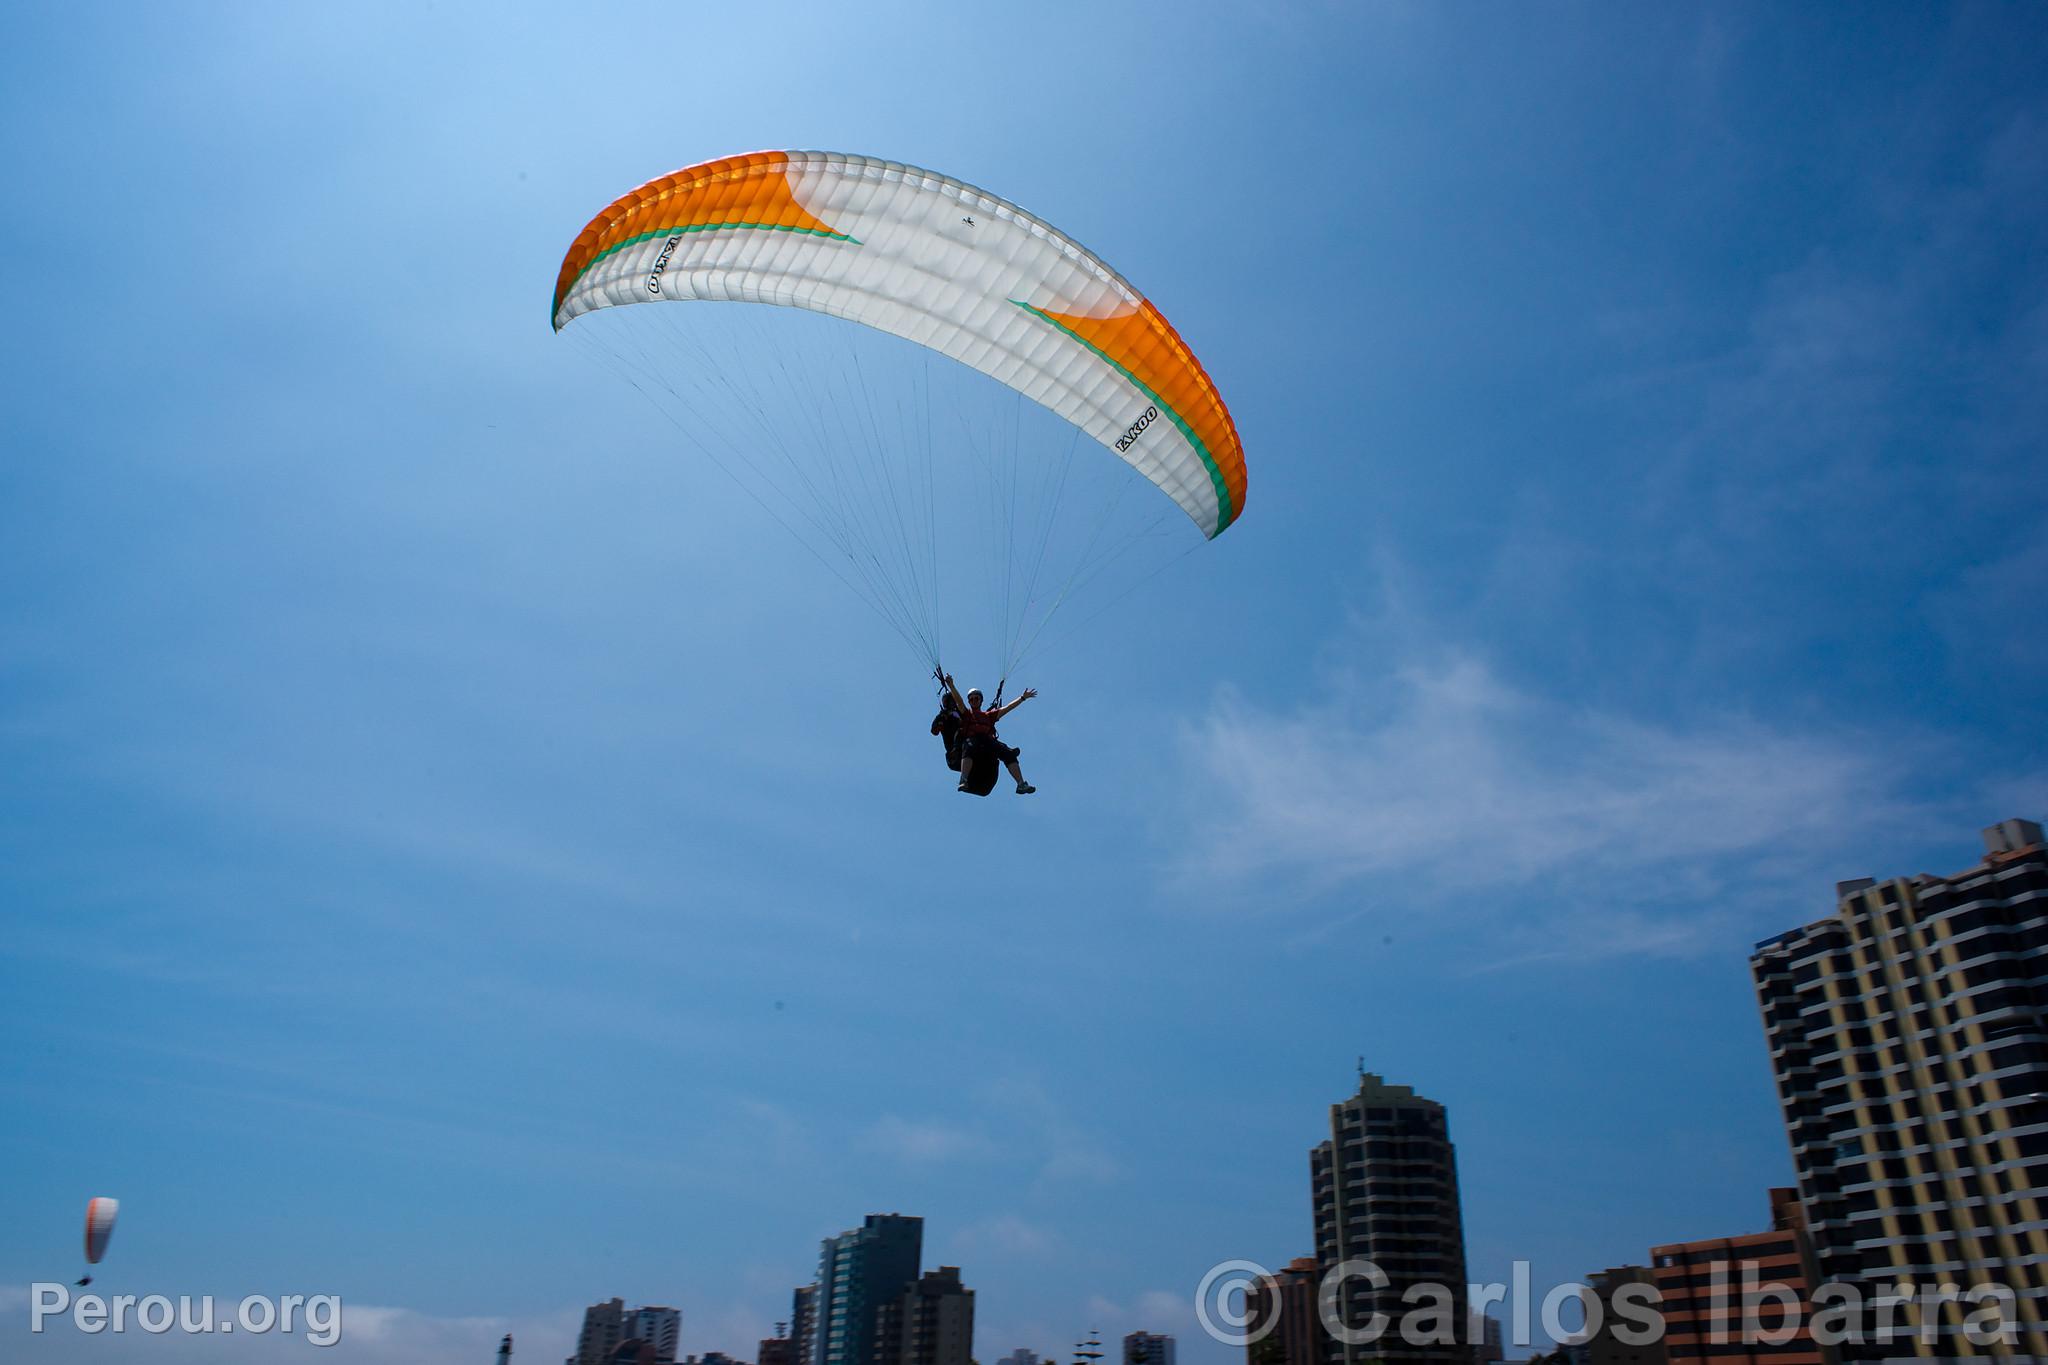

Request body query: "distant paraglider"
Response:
[77, 1196, 118, 1286]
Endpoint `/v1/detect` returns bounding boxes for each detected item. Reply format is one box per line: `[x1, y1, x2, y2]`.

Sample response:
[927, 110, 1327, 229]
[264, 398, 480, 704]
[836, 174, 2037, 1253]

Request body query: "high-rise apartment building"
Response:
[1471, 1314, 1503, 1365]
[572, 1300, 629, 1365]
[626, 1308, 682, 1364]
[877, 1267, 974, 1365]
[1577, 1267, 1664, 1365]
[1124, 1333, 1175, 1365]
[1312, 1072, 1470, 1365]
[1649, 1193, 1829, 1365]
[1752, 818, 2048, 1359]
[1244, 1257, 1329, 1365]
[793, 1285, 818, 1365]
[567, 1300, 680, 1365]
[816, 1214, 924, 1365]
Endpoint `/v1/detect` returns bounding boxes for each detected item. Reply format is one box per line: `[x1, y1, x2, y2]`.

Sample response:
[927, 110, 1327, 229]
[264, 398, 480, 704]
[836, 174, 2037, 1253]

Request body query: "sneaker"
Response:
[1016, 782, 1037, 795]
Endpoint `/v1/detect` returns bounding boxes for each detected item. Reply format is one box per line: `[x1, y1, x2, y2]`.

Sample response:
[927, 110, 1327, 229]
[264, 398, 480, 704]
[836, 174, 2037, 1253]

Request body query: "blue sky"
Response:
[3, 3, 2046, 1362]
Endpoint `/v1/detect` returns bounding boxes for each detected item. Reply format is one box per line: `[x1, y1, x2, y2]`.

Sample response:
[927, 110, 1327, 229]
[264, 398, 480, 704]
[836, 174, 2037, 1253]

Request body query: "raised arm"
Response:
[940, 672, 969, 713]
[994, 687, 1038, 720]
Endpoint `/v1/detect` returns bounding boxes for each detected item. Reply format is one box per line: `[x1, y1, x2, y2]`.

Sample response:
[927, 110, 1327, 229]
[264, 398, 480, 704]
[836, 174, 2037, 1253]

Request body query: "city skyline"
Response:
[524, 818, 2048, 1365]
[15, 821, 2048, 1358]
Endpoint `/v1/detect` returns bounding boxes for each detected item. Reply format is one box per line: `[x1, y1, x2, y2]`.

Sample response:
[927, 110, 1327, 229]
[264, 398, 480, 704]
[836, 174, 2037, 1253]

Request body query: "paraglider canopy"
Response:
[76, 1196, 118, 1283]
[84, 1197, 118, 1264]
[552, 150, 1248, 680]
[552, 151, 1246, 537]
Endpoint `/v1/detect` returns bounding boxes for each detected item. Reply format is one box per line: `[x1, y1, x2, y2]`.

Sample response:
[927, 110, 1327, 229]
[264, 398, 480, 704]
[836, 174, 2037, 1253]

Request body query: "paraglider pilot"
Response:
[932, 690, 963, 772]
[939, 672, 1037, 795]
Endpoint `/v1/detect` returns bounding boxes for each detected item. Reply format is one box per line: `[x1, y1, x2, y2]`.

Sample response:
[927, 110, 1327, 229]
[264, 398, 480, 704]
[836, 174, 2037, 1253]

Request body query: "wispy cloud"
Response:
[951, 1214, 1061, 1260]
[979, 1076, 1121, 1188]
[1187, 654, 1893, 883]
[1174, 644, 1956, 960]
[862, 1115, 990, 1164]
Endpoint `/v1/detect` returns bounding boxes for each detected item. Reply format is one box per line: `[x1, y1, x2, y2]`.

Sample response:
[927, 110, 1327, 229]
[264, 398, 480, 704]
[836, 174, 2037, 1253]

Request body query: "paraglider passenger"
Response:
[942, 674, 1037, 795]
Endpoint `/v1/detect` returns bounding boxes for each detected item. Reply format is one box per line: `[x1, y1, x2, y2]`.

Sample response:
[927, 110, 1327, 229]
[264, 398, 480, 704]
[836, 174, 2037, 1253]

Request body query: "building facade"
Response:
[1312, 1072, 1471, 1365]
[568, 1300, 680, 1365]
[1472, 1314, 1503, 1365]
[572, 1300, 629, 1365]
[625, 1308, 682, 1364]
[1752, 818, 2048, 1360]
[816, 1214, 925, 1365]
[792, 1285, 818, 1365]
[1579, 1267, 1664, 1365]
[1650, 1201, 1829, 1365]
[1245, 1258, 1329, 1365]
[1124, 1333, 1175, 1365]
[889, 1267, 974, 1365]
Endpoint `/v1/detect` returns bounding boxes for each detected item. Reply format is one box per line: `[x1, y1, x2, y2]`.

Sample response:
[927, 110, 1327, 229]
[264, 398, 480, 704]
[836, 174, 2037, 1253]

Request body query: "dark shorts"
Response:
[964, 735, 1019, 763]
